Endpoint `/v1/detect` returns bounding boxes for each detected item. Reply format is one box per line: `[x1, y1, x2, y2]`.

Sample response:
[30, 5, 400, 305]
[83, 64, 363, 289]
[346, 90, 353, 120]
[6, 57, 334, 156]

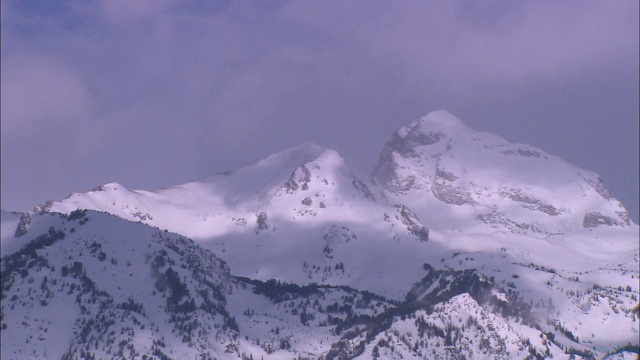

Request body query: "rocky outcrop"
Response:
[283, 166, 312, 193]
[352, 179, 376, 201]
[371, 111, 634, 234]
[394, 205, 429, 242]
[431, 181, 476, 206]
[499, 188, 567, 216]
[255, 212, 269, 232]
[14, 212, 32, 237]
[583, 212, 625, 228]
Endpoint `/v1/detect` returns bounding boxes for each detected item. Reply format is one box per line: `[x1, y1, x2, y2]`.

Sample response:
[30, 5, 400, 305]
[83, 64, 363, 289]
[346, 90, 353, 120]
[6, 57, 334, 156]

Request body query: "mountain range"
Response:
[2, 110, 638, 359]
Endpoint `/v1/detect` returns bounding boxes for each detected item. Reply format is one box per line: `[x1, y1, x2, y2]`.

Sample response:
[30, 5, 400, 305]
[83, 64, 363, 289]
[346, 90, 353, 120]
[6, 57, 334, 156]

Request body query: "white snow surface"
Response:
[373, 110, 633, 235]
[44, 142, 435, 299]
[3, 111, 638, 359]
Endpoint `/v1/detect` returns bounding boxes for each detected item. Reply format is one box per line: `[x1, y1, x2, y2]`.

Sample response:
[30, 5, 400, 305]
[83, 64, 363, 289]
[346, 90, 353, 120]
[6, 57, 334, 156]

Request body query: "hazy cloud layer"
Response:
[2, 0, 638, 221]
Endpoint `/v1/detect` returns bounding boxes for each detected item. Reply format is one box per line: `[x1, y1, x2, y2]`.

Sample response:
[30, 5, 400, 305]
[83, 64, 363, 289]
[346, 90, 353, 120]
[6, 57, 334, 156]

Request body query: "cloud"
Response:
[1, 55, 93, 130]
[1, 0, 637, 220]
[100, 0, 170, 25]
[280, 1, 638, 85]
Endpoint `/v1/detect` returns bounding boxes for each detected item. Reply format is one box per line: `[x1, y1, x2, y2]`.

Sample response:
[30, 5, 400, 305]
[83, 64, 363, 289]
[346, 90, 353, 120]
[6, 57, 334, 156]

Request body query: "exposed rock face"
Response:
[386, 129, 446, 158]
[475, 211, 546, 235]
[256, 212, 269, 232]
[284, 166, 312, 193]
[435, 165, 458, 182]
[499, 188, 567, 216]
[501, 147, 544, 158]
[431, 181, 476, 206]
[583, 176, 611, 199]
[583, 212, 625, 228]
[351, 179, 376, 201]
[13, 201, 55, 237]
[372, 110, 634, 235]
[32, 200, 54, 214]
[394, 205, 429, 242]
[372, 127, 446, 194]
[406, 264, 494, 304]
[14, 213, 32, 237]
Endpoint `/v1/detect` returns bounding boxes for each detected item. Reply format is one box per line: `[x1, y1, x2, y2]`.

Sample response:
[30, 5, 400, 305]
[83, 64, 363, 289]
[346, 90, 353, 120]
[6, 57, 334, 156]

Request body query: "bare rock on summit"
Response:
[372, 110, 634, 235]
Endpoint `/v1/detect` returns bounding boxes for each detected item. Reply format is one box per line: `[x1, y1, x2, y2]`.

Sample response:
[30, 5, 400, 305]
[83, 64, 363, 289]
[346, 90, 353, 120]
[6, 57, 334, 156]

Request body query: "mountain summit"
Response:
[373, 110, 631, 235]
[46, 141, 382, 238]
[4, 111, 637, 359]
[45, 141, 430, 298]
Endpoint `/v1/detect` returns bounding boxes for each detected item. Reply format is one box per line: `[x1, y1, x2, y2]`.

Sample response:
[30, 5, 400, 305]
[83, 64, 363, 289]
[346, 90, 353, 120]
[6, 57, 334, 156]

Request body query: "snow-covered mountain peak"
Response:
[90, 182, 126, 192]
[4, 111, 639, 359]
[48, 142, 349, 219]
[198, 142, 348, 198]
[388, 110, 468, 156]
[243, 141, 328, 173]
[418, 109, 469, 132]
[46, 139, 391, 238]
[374, 111, 633, 235]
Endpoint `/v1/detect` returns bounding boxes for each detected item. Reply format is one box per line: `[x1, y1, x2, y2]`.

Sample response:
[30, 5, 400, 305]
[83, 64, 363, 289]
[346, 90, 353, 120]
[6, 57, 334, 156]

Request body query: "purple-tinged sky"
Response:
[2, 0, 638, 222]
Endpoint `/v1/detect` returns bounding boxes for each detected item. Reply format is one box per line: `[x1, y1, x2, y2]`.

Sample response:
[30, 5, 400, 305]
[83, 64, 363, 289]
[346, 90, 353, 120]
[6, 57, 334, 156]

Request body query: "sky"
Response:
[1, 0, 638, 222]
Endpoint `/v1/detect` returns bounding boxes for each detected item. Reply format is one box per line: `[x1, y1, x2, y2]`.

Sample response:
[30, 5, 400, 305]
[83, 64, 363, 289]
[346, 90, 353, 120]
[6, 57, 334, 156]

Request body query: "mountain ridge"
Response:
[2, 111, 638, 359]
[2, 209, 637, 359]
[40, 111, 634, 236]
[16, 111, 636, 299]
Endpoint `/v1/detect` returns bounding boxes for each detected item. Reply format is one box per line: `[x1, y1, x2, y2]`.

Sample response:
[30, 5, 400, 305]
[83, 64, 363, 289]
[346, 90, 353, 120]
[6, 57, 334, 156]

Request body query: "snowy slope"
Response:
[46, 142, 377, 238]
[45, 142, 432, 299]
[351, 293, 567, 359]
[373, 110, 632, 235]
[5, 110, 637, 359]
[3, 210, 637, 359]
[1, 210, 238, 359]
[0, 210, 401, 359]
